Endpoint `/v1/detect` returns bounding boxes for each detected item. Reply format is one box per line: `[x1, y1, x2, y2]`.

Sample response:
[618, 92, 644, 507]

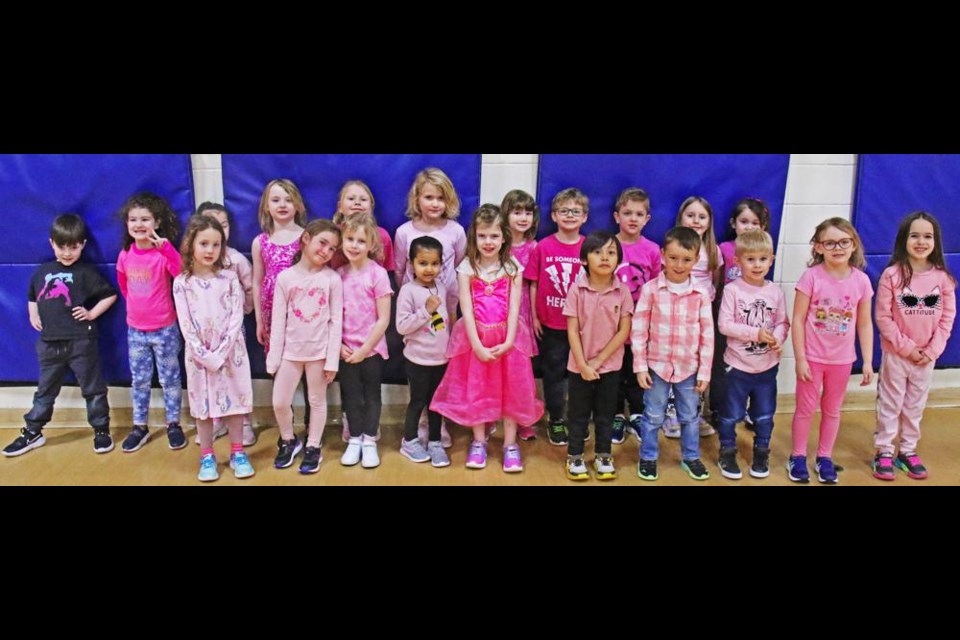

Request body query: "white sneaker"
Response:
[440, 421, 453, 449]
[341, 437, 362, 466]
[361, 438, 380, 468]
[242, 421, 257, 447]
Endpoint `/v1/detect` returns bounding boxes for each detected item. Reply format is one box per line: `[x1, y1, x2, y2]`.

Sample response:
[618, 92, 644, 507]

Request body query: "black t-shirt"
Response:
[28, 261, 117, 340]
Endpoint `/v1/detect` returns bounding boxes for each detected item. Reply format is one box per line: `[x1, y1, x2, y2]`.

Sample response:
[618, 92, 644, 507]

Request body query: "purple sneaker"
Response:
[502, 444, 523, 473]
[465, 440, 487, 469]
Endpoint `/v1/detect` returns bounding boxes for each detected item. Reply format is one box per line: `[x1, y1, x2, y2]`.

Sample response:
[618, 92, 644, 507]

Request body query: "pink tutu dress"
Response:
[430, 259, 544, 427]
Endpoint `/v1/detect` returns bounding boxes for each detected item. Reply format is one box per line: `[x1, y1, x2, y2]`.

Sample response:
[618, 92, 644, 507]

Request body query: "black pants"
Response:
[567, 371, 619, 456]
[403, 359, 448, 442]
[25, 338, 109, 432]
[339, 355, 384, 438]
[617, 345, 644, 417]
[539, 327, 570, 423]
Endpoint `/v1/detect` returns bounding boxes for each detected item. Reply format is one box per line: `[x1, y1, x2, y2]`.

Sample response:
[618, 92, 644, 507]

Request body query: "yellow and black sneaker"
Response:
[565, 454, 589, 481]
[593, 455, 617, 481]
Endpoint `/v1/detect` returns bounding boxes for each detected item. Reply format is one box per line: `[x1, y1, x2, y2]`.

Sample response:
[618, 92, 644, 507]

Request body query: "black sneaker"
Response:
[299, 446, 322, 474]
[637, 459, 658, 481]
[122, 425, 150, 453]
[750, 446, 770, 478]
[274, 438, 303, 469]
[166, 422, 187, 450]
[93, 429, 114, 454]
[547, 419, 568, 446]
[718, 447, 742, 479]
[2, 428, 46, 457]
[681, 458, 710, 481]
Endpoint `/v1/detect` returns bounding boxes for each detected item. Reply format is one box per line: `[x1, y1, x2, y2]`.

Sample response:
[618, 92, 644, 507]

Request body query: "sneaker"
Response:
[166, 423, 187, 450]
[637, 459, 658, 481]
[465, 440, 487, 469]
[872, 452, 895, 481]
[502, 444, 523, 473]
[400, 438, 430, 463]
[93, 429, 114, 454]
[611, 415, 627, 445]
[341, 437, 362, 466]
[699, 418, 716, 437]
[242, 421, 257, 447]
[750, 446, 770, 478]
[440, 421, 453, 448]
[594, 455, 617, 480]
[298, 446, 321, 474]
[566, 455, 589, 481]
[274, 438, 303, 469]
[895, 452, 928, 480]
[718, 447, 742, 480]
[231, 451, 256, 478]
[195, 419, 228, 445]
[681, 458, 710, 481]
[2, 428, 45, 457]
[427, 441, 451, 468]
[361, 440, 380, 469]
[547, 419, 568, 446]
[198, 453, 219, 482]
[626, 414, 643, 443]
[816, 456, 839, 484]
[787, 455, 809, 483]
[121, 425, 150, 453]
[518, 424, 537, 441]
[484, 421, 497, 441]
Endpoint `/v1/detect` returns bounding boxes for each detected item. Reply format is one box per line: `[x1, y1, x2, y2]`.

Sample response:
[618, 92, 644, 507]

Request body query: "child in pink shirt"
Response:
[789, 218, 874, 484]
[872, 212, 956, 481]
[115, 192, 185, 453]
[329, 180, 395, 279]
[562, 231, 633, 481]
[715, 230, 789, 480]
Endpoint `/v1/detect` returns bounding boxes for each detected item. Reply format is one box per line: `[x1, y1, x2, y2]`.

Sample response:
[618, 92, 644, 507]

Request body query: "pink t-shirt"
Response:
[394, 219, 467, 315]
[396, 280, 450, 366]
[617, 235, 662, 303]
[524, 234, 585, 330]
[266, 266, 343, 374]
[563, 278, 633, 374]
[116, 240, 181, 331]
[691, 244, 722, 302]
[717, 278, 790, 374]
[875, 265, 957, 360]
[796, 264, 874, 365]
[338, 260, 393, 360]
[719, 240, 740, 285]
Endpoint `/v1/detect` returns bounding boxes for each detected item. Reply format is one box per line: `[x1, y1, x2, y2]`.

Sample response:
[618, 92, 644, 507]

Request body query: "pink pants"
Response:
[273, 359, 329, 448]
[791, 361, 852, 458]
[874, 352, 934, 455]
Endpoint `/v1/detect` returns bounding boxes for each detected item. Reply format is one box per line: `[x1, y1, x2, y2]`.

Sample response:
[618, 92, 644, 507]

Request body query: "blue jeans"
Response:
[717, 364, 778, 449]
[640, 371, 701, 461]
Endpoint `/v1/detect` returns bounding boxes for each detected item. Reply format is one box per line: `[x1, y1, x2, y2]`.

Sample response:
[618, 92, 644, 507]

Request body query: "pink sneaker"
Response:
[518, 424, 537, 441]
[895, 452, 929, 479]
[465, 440, 487, 469]
[503, 444, 523, 473]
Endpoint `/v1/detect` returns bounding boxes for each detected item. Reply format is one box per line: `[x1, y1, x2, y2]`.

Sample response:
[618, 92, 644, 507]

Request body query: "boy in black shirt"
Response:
[3, 214, 118, 456]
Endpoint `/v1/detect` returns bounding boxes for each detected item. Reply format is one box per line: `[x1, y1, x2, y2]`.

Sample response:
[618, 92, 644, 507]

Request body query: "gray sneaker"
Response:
[427, 441, 450, 468]
[400, 437, 430, 463]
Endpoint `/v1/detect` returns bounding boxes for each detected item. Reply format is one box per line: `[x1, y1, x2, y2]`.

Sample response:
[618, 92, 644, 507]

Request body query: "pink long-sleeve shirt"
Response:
[396, 280, 450, 366]
[266, 265, 343, 375]
[875, 265, 956, 360]
[116, 240, 181, 331]
[718, 278, 790, 373]
[631, 273, 714, 383]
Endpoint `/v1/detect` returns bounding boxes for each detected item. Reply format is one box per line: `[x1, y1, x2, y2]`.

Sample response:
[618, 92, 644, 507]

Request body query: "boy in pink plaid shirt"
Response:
[632, 227, 714, 481]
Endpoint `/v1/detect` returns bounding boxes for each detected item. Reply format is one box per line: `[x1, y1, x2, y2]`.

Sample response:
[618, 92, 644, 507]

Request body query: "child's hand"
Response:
[473, 345, 496, 362]
[340, 344, 353, 360]
[757, 328, 776, 345]
[533, 316, 543, 340]
[324, 370, 337, 383]
[425, 295, 441, 314]
[636, 372, 652, 389]
[695, 379, 709, 393]
[796, 359, 813, 383]
[580, 366, 600, 381]
[256, 321, 268, 346]
[860, 363, 875, 386]
[768, 339, 783, 354]
[918, 351, 933, 365]
[29, 313, 42, 332]
[908, 348, 925, 364]
[344, 346, 368, 364]
[586, 356, 604, 371]
[148, 230, 167, 249]
[489, 342, 513, 359]
[71, 306, 93, 322]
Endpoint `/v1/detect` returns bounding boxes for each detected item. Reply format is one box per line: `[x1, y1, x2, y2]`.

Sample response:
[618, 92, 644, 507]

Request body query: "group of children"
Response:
[4, 170, 955, 485]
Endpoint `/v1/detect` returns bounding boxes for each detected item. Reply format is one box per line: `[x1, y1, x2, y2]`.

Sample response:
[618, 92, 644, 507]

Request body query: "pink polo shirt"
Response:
[563, 278, 633, 374]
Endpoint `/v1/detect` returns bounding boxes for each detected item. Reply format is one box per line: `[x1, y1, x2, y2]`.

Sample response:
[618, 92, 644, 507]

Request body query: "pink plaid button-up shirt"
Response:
[631, 273, 714, 383]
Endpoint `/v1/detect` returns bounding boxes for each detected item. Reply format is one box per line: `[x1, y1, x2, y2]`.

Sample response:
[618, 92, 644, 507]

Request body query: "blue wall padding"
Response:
[853, 154, 960, 368]
[221, 154, 482, 383]
[0, 154, 194, 383]
[536, 154, 790, 251]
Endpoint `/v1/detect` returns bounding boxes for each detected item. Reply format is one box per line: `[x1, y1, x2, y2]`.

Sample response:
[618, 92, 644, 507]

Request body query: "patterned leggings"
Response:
[128, 323, 182, 425]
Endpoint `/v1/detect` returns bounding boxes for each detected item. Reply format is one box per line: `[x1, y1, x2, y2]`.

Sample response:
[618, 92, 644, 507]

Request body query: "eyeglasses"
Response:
[816, 238, 854, 251]
[556, 208, 584, 218]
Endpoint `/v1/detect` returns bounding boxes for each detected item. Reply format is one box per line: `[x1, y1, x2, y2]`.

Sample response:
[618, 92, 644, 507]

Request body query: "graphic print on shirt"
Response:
[616, 262, 652, 300]
[545, 257, 581, 310]
[37, 272, 74, 306]
[897, 286, 941, 316]
[811, 295, 854, 336]
[737, 298, 776, 355]
[427, 310, 445, 335]
[289, 286, 327, 324]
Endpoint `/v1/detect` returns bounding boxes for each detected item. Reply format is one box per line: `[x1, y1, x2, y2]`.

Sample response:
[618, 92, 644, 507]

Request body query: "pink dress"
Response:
[430, 264, 544, 427]
[511, 240, 539, 355]
[258, 232, 300, 355]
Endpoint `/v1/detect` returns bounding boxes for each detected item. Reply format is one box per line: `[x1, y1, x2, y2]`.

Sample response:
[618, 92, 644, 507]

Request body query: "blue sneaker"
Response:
[198, 453, 219, 482]
[626, 414, 643, 443]
[611, 415, 626, 445]
[815, 456, 838, 484]
[231, 451, 256, 479]
[787, 455, 809, 483]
